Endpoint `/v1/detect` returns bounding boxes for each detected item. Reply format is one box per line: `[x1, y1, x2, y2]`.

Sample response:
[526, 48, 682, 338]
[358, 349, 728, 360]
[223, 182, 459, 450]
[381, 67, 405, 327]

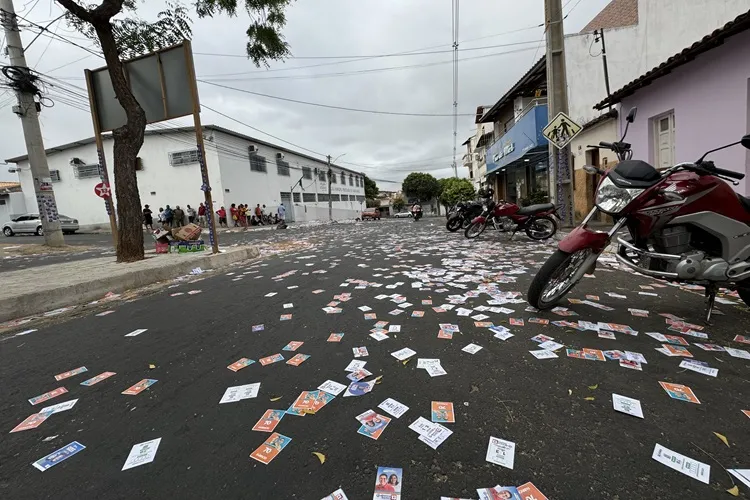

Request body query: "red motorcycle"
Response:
[464, 198, 558, 240]
[528, 107, 750, 322]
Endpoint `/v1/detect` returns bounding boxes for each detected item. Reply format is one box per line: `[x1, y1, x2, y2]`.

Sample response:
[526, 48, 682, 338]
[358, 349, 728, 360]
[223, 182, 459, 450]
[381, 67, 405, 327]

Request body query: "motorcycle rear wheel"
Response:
[446, 216, 462, 232]
[528, 249, 592, 309]
[525, 216, 558, 240]
[464, 222, 486, 239]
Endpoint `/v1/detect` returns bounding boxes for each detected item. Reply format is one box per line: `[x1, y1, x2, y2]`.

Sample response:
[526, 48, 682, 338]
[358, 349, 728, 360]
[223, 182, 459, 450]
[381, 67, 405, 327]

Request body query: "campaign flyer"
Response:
[282, 341, 304, 351]
[509, 318, 524, 326]
[437, 330, 453, 339]
[659, 381, 700, 404]
[517, 482, 548, 500]
[477, 486, 520, 500]
[353, 347, 369, 358]
[373, 466, 402, 499]
[358, 413, 391, 440]
[32, 441, 85, 471]
[227, 358, 256, 372]
[252, 409, 285, 432]
[286, 354, 310, 366]
[10, 413, 50, 433]
[327, 333, 345, 342]
[80, 372, 116, 386]
[122, 379, 158, 396]
[431, 401, 455, 423]
[250, 433, 291, 464]
[260, 354, 285, 366]
[28, 387, 68, 406]
[54, 366, 88, 381]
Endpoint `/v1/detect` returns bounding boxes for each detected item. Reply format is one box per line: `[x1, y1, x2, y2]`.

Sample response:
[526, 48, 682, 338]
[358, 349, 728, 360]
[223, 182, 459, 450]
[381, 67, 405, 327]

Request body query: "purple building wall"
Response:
[619, 29, 750, 194]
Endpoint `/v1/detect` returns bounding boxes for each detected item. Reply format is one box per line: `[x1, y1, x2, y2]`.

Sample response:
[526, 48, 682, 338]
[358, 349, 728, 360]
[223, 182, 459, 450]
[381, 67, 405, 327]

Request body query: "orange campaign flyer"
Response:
[286, 354, 310, 366]
[659, 381, 701, 404]
[582, 348, 606, 361]
[663, 344, 693, 357]
[227, 358, 255, 372]
[291, 391, 317, 411]
[10, 412, 50, 433]
[431, 401, 455, 423]
[28, 387, 68, 406]
[250, 433, 291, 464]
[259, 354, 284, 366]
[327, 333, 344, 342]
[437, 330, 453, 339]
[252, 409, 285, 432]
[742, 410, 750, 418]
[122, 379, 158, 395]
[54, 366, 88, 381]
[517, 482, 548, 500]
[282, 341, 304, 351]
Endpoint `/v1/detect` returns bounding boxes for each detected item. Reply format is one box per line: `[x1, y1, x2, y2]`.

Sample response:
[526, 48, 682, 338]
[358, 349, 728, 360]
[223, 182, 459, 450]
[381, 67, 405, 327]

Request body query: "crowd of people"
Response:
[142, 202, 287, 230]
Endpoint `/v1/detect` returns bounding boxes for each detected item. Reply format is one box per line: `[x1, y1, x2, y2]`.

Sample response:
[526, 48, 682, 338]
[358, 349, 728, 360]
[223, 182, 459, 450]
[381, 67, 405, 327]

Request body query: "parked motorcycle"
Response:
[527, 106, 750, 322]
[446, 200, 484, 232]
[464, 199, 558, 240]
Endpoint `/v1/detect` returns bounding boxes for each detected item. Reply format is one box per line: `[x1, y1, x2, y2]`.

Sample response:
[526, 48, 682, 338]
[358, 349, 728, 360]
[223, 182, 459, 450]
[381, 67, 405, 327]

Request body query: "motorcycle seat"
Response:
[738, 194, 750, 212]
[610, 160, 662, 188]
[516, 203, 555, 216]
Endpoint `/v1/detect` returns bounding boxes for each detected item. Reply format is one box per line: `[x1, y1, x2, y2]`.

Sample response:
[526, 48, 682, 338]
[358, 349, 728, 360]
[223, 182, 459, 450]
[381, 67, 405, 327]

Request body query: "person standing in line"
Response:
[143, 205, 153, 231]
[262, 204, 268, 223]
[240, 204, 248, 227]
[217, 206, 227, 227]
[254, 204, 263, 225]
[186, 205, 196, 224]
[172, 206, 185, 228]
[230, 203, 239, 226]
[198, 203, 207, 227]
[163, 205, 174, 228]
[277, 203, 286, 222]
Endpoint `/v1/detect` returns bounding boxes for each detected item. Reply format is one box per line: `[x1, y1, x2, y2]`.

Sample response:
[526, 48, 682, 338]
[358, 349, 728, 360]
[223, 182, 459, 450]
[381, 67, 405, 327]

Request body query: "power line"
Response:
[198, 79, 480, 117]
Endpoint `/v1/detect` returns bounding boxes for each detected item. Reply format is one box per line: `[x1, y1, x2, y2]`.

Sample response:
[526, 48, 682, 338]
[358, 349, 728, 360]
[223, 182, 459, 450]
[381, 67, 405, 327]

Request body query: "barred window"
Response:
[169, 149, 200, 166]
[293, 192, 301, 202]
[277, 159, 290, 176]
[318, 194, 330, 202]
[330, 171, 337, 183]
[74, 164, 100, 178]
[340, 172, 345, 184]
[356, 195, 366, 202]
[302, 167, 312, 179]
[318, 171, 326, 182]
[50, 170, 61, 182]
[330, 194, 340, 201]
[349, 174, 353, 186]
[303, 193, 316, 202]
[250, 154, 267, 173]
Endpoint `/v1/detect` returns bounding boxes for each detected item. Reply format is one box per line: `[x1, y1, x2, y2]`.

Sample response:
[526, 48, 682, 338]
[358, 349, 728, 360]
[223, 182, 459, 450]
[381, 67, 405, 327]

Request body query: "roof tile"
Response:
[580, 0, 638, 34]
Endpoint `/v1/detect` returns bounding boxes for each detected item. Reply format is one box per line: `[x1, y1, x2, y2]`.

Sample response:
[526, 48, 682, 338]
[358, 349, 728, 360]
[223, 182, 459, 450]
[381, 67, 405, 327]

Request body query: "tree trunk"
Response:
[93, 21, 146, 262]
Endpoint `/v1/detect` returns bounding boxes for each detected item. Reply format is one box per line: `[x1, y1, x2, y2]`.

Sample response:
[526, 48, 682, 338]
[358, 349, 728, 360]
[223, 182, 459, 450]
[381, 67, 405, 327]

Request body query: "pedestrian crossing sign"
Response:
[542, 112, 582, 150]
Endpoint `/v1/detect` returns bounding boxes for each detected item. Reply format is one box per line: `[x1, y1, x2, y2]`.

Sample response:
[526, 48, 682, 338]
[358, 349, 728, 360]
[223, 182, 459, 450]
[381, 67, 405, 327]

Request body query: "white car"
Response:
[2, 213, 80, 236]
[393, 211, 413, 218]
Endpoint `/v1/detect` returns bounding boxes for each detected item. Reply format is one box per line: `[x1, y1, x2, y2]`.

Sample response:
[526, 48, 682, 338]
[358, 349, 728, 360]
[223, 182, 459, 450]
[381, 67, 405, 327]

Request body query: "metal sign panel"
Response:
[86, 43, 194, 132]
[542, 112, 582, 150]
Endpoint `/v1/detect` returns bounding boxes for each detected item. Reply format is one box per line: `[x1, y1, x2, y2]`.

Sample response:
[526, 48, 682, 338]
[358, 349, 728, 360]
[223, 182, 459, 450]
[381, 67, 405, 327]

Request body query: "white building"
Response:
[6, 125, 367, 228]
[462, 106, 494, 191]
[0, 182, 26, 224]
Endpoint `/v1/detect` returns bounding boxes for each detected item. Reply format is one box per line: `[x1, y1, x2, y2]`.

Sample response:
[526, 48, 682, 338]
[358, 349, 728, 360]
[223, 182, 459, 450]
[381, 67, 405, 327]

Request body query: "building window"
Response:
[356, 195, 365, 202]
[653, 112, 675, 169]
[330, 171, 337, 183]
[318, 170, 326, 182]
[303, 193, 316, 202]
[349, 174, 353, 186]
[340, 172, 345, 184]
[50, 170, 61, 182]
[249, 153, 267, 173]
[168, 149, 200, 166]
[0, 199, 5, 205]
[302, 167, 312, 179]
[277, 159, 290, 176]
[330, 194, 340, 201]
[318, 193, 330, 202]
[74, 164, 101, 179]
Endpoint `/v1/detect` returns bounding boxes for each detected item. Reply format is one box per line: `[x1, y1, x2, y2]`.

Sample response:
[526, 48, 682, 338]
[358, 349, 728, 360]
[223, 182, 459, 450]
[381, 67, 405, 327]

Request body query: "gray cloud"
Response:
[0, 0, 609, 188]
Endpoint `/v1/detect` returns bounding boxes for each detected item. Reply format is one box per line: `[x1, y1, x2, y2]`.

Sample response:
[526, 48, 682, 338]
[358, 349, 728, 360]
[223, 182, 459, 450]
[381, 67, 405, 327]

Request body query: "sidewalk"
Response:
[0, 246, 259, 323]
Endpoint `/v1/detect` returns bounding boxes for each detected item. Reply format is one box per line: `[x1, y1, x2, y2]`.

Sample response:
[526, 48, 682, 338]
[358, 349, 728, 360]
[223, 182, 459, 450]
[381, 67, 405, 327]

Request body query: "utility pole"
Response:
[1, 0, 65, 246]
[594, 29, 612, 110]
[327, 154, 332, 222]
[545, 0, 573, 226]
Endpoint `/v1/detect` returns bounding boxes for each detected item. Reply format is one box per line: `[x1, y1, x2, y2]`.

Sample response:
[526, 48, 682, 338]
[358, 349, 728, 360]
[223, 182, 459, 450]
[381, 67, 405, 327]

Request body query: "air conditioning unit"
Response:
[248, 145, 258, 153]
[276, 152, 285, 160]
[473, 153, 483, 161]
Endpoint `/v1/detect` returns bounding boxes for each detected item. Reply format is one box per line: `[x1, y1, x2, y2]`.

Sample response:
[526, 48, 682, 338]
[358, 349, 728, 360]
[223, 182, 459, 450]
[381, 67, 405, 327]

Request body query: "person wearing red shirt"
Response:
[216, 207, 227, 227]
[198, 203, 207, 227]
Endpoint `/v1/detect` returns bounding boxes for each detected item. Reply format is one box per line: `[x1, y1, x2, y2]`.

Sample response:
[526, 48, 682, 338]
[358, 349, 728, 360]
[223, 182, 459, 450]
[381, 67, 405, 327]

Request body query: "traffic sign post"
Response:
[542, 112, 582, 150]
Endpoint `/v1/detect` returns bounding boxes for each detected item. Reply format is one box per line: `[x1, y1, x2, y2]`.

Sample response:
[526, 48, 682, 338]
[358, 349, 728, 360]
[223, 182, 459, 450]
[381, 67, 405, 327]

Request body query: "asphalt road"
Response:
[1, 220, 749, 499]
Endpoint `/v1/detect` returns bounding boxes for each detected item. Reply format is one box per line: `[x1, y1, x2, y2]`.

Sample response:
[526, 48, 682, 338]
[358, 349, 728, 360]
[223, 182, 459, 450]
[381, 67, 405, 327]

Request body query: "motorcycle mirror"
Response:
[626, 107, 637, 123]
[742, 134, 750, 150]
[583, 165, 599, 175]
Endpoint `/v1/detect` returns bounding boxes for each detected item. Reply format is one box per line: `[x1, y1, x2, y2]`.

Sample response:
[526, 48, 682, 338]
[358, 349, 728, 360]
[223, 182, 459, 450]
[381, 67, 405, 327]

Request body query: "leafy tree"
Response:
[402, 172, 440, 203]
[391, 196, 406, 212]
[59, 0, 292, 262]
[365, 198, 380, 208]
[363, 175, 379, 200]
[439, 178, 476, 209]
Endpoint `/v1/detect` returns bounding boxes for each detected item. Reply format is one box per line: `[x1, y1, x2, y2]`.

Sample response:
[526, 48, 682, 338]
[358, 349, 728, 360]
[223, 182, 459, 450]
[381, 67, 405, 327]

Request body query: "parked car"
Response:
[360, 208, 381, 220]
[2, 213, 79, 236]
[393, 211, 413, 218]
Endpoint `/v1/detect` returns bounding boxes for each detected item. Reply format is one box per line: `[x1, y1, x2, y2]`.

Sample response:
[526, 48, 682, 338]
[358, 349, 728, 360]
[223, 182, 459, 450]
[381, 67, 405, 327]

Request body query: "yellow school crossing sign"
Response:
[542, 112, 582, 150]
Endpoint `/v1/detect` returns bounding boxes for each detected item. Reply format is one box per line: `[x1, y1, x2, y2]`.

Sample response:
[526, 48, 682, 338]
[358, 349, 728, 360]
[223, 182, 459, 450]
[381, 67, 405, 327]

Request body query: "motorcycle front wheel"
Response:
[446, 216, 462, 232]
[525, 216, 558, 240]
[527, 249, 592, 309]
[461, 217, 472, 229]
[464, 221, 486, 239]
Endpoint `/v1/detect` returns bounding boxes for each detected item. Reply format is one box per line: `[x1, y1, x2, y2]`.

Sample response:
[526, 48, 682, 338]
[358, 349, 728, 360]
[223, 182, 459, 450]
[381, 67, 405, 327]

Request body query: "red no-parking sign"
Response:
[94, 182, 111, 198]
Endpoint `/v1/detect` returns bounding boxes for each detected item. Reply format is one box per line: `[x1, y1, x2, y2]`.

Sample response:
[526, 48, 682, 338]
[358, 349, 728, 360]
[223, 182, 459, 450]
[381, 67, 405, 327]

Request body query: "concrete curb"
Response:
[0, 247, 260, 323]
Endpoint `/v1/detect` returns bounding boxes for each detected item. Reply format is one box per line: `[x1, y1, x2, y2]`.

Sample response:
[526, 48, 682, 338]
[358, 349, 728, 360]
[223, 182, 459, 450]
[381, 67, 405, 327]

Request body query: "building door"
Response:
[280, 192, 294, 222]
[655, 112, 675, 169]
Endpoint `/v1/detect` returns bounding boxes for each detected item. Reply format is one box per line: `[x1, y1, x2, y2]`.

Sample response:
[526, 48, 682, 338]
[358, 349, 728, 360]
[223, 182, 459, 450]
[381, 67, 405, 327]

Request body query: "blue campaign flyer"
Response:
[32, 441, 86, 471]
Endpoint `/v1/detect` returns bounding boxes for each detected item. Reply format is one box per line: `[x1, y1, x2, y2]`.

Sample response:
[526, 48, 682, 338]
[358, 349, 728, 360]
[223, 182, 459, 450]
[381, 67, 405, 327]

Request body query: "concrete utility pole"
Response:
[327, 154, 332, 222]
[1, 0, 65, 246]
[544, 0, 573, 226]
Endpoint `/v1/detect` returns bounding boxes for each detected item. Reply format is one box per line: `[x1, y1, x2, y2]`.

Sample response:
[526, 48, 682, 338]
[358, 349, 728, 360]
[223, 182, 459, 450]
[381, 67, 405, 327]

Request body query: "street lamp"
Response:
[327, 153, 347, 222]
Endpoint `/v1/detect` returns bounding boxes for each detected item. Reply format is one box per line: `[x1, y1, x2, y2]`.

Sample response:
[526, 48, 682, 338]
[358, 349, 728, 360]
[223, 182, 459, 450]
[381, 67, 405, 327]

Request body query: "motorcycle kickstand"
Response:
[704, 284, 718, 324]
[509, 230, 516, 241]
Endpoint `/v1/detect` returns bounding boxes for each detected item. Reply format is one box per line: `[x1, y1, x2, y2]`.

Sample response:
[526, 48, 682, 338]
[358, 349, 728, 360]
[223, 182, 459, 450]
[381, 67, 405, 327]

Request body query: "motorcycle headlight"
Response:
[595, 176, 644, 214]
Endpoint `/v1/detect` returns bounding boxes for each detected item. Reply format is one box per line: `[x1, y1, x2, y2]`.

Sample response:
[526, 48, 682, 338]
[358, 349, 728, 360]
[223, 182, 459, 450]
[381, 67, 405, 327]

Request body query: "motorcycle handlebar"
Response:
[708, 165, 745, 180]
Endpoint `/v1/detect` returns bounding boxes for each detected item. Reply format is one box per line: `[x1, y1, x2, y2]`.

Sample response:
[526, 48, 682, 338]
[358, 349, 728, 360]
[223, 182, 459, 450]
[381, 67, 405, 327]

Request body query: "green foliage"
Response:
[520, 189, 549, 207]
[392, 196, 406, 212]
[402, 172, 440, 202]
[365, 198, 380, 208]
[64, 0, 293, 64]
[438, 178, 475, 208]
[363, 175, 379, 200]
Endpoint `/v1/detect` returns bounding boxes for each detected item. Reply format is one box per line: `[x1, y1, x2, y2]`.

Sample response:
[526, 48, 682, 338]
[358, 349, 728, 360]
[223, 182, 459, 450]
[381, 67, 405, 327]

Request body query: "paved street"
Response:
[2, 220, 749, 499]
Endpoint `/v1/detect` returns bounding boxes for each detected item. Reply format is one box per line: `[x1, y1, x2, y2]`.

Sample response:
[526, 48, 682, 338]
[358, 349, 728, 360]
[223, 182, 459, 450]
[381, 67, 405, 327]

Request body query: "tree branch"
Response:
[92, 0, 126, 22]
[56, 0, 94, 23]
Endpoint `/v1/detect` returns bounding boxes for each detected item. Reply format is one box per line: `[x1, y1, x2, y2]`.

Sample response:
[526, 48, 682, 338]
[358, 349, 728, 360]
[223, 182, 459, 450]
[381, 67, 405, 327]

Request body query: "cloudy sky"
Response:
[0, 0, 611, 188]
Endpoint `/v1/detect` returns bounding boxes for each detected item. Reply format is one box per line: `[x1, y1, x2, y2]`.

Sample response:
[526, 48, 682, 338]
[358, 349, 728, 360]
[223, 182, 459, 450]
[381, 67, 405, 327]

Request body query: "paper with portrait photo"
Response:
[373, 466, 402, 500]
